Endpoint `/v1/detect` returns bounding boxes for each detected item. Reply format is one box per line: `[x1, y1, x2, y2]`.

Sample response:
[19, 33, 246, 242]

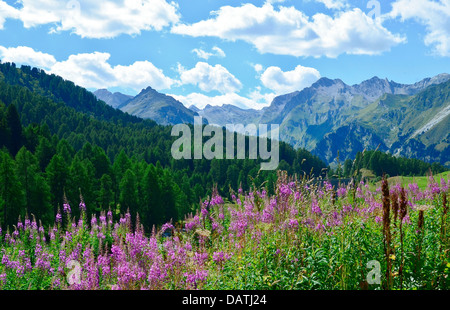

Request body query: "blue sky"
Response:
[0, 0, 449, 109]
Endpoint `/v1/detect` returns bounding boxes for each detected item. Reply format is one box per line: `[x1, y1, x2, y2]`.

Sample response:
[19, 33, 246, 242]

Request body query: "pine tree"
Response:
[0, 150, 25, 226]
[15, 147, 52, 224]
[119, 169, 138, 217]
[97, 174, 113, 211]
[141, 164, 162, 229]
[5, 104, 23, 156]
[46, 154, 69, 215]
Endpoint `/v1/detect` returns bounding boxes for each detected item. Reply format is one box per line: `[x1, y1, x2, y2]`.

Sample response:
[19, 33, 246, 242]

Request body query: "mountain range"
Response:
[94, 86, 202, 126]
[94, 73, 450, 166]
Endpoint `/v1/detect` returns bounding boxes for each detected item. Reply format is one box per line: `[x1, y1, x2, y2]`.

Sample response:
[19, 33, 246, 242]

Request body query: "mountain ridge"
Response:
[195, 73, 450, 166]
[94, 86, 202, 125]
[94, 73, 450, 166]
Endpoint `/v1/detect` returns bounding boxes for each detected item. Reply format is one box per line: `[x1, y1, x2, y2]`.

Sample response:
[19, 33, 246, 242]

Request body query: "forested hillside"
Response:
[338, 150, 446, 179]
[0, 62, 327, 231]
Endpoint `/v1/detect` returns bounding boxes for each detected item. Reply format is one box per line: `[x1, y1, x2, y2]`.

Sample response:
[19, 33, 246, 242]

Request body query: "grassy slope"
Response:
[386, 171, 449, 190]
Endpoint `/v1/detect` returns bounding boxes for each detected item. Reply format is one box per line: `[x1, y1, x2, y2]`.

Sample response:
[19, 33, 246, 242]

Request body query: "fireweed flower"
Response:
[311, 199, 322, 215]
[2, 254, 9, 265]
[213, 251, 225, 264]
[288, 219, 299, 230]
[402, 214, 411, 225]
[79, 201, 86, 212]
[99, 214, 106, 225]
[63, 203, 71, 214]
[260, 190, 267, 199]
[185, 215, 200, 232]
[210, 195, 224, 206]
[201, 207, 209, 218]
[337, 187, 347, 197]
[343, 204, 353, 213]
[184, 270, 208, 287]
[16, 265, 25, 277]
[356, 186, 364, 198]
[441, 178, 450, 192]
[279, 184, 292, 196]
[194, 252, 209, 266]
[315, 223, 325, 231]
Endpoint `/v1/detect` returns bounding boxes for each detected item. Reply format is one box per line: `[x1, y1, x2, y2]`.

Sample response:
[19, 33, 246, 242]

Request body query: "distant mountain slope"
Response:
[191, 73, 449, 166]
[93, 89, 133, 109]
[95, 86, 202, 125]
[313, 79, 450, 165]
[194, 104, 262, 128]
[266, 74, 450, 151]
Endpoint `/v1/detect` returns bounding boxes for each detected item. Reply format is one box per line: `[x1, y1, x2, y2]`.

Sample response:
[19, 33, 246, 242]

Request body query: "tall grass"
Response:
[0, 172, 448, 290]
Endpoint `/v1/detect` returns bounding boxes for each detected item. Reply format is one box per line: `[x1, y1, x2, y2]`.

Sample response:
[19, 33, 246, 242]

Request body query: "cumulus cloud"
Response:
[0, 0, 179, 38]
[0, 1, 19, 29]
[192, 46, 226, 60]
[172, 3, 405, 58]
[315, 0, 348, 10]
[0, 46, 57, 69]
[0, 46, 175, 91]
[260, 65, 321, 94]
[53, 53, 175, 91]
[388, 0, 450, 56]
[248, 87, 276, 107]
[179, 62, 242, 94]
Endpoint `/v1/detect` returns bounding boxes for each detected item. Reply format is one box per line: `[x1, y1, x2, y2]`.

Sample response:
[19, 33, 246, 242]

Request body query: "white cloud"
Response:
[212, 46, 226, 58]
[0, 46, 57, 69]
[315, 0, 348, 10]
[192, 46, 226, 60]
[260, 65, 321, 94]
[253, 64, 264, 73]
[0, 1, 19, 29]
[52, 52, 175, 91]
[0, 0, 179, 38]
[179, 62, 242, 94]
[388, 0, 450, 56]
[248, 87, 276, 107]
[172, 3, 405, 58]
[113, 61, 175, 91]
[0, 46, 175, 91]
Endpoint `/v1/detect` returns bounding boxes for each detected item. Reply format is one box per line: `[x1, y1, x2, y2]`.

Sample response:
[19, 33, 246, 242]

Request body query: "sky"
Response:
[0, 0, 449, 110]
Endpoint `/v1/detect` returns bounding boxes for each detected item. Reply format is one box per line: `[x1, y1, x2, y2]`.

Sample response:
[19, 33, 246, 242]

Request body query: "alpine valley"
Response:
[95, 74, 450, 167]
